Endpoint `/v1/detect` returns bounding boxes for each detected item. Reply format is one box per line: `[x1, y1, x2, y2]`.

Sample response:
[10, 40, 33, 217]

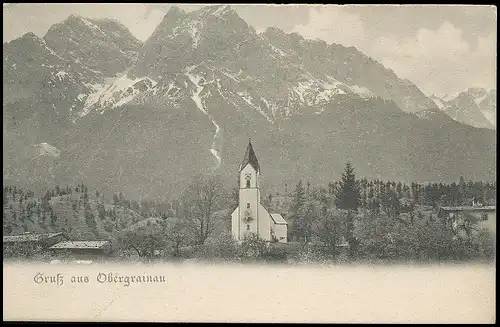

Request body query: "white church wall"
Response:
[239, 191, 260, 238]
[258, 204, 272, 241]
[231, 208, 239, 241]
[274, 224, 288, 243]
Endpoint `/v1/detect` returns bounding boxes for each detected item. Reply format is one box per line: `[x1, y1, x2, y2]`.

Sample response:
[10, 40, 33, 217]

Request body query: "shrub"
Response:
[195, 232, 239, 261]
[238, 233, 268, 261]
[261, 246, 288, 263]
[477, 229, 495, 261]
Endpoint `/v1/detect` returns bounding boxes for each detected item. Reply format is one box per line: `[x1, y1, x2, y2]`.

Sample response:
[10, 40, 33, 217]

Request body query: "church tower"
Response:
[237, 138, 261, 239]
[231, 139, 287, 243]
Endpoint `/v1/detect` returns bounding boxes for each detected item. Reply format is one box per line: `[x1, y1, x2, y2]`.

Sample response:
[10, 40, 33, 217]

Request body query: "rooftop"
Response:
[50, 241, 110, 250]
[240, 139, 260, 173]
[270, 213, 288, 225]
[3, 232, 65, 243]
[439, 206, 496, 212]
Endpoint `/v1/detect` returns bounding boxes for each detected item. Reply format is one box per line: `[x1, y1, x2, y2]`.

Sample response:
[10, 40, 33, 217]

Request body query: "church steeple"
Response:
[240, 138, 260, 173]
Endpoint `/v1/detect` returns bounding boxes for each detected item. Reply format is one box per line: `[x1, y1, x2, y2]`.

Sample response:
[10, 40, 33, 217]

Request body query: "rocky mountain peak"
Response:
[193, 4, 236, 18]
[43, 14, 142, 76]
[21, 31, 39, 39]
[432, 87, 496, 129]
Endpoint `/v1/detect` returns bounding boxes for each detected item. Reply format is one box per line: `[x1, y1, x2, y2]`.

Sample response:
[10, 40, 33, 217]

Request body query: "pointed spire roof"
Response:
[240, 138, 260, 172]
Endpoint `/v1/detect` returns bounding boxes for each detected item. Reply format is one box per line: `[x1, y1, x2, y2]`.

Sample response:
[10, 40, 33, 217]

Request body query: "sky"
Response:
[3, 3, 497, 97]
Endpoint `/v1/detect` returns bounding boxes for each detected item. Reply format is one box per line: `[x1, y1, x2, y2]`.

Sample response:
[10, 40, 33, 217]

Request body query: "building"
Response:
[3, 232, 69, 258]
[49, 241, 112, 262]
[437, 205, 496, 240]
[231, 139, 288, 243]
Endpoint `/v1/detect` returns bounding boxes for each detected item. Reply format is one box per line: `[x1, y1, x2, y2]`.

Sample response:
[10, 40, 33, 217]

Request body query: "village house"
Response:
[231, 139, 288, 243]
[49, 240, 112, 263]
[437, 203, 496, 241]
[3, 232, 69, 258]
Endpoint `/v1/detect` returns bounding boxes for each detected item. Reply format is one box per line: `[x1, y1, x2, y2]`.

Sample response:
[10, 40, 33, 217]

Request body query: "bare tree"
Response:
[117, 224, 166, 259]
[159, 217, 192, 256]
[180, 174, 226, 245]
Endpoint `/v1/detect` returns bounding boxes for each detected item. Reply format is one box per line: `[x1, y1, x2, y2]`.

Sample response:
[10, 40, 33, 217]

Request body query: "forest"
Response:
[3, 163, 496, 264]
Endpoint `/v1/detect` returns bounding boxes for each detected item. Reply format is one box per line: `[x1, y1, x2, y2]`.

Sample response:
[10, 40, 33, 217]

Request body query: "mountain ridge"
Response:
[431, 88, 496, 129]
[3, 5, 496, 199]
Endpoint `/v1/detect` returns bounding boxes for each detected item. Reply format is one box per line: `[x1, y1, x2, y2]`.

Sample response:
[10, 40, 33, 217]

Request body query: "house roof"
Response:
[50, 241, 110, 250]
[439, 206, 496, 213]
[270, 213, 288, 225]
[240, 139, 260, 173]
[3, 232, 65, 243]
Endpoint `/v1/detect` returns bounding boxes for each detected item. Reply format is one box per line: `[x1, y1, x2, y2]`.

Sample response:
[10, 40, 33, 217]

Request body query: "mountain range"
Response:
[430, 88, 496, 130]
[3, 5, 496, 199]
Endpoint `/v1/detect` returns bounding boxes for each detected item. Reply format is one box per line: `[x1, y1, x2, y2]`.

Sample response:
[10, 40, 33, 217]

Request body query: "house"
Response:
[231, 139, 288, 243]
[437, 205, 496, 240]
[3, 232, 69, 258]
[49, 241, 112, 262]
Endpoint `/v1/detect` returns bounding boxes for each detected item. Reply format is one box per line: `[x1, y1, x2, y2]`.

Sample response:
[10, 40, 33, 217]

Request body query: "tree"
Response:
[458, 176, 466, 204]
[312, 206, 343, 255]
[291, 180, 306, 213]
[50, 212, 57, 228]
[180, 174, 226, 245]
[160, 218, 192, 257]
[292, 193, 315, 246]
[290, 180, 314, 244]
[84, 206, 97, 233]
[334, 162, 361, 257]
[117, 223, 167, 259]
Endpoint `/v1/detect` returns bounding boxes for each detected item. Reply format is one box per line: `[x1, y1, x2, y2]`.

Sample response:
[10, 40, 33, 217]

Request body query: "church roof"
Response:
[240, 139, 260, 172]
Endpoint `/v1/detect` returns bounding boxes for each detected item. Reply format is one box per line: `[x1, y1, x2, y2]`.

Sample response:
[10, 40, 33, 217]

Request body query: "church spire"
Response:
[240, 138, 260, 173]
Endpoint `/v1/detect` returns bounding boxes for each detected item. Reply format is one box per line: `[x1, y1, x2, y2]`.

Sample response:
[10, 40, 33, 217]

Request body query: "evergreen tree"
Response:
[458, 176, 466, 203]
[334, 162, 361, 257]
[50, 212, 57, 228]
[334, 162, 361, 211]
[291, 180, 306, 213]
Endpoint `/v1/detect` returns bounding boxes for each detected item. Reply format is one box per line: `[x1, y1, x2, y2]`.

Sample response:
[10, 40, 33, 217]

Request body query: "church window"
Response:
[247, 203, 250, 209]
[245, 173, 251, 188]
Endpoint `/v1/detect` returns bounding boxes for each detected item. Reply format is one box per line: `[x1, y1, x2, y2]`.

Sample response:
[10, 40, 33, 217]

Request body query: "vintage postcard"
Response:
[3, 3, 496, 323]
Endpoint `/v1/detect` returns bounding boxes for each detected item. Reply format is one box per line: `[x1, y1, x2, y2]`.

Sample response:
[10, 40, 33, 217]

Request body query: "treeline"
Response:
[111, 192, 176, 219]
[268, 177, 496, 213]
[282, 163, 495, 262]
[3, 168, 496, 264]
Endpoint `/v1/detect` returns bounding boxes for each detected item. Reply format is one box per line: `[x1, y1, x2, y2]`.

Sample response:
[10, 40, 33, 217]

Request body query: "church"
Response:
[231, 139, 288, 243]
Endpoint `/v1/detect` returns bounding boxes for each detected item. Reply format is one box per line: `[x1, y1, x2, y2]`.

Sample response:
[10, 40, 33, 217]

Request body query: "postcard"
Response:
[3, 3, 496, 323]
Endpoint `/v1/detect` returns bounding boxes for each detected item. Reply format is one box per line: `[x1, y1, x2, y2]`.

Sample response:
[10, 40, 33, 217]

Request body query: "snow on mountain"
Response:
[442, 88, 469, 102]
[80, 72, 157, 117]
[44, 14, 143, 77]
[430, 95, 446, 109]
[32, 142, 61, 158]
[433, 88, 496, 129]
[184, 66, 222, 168]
